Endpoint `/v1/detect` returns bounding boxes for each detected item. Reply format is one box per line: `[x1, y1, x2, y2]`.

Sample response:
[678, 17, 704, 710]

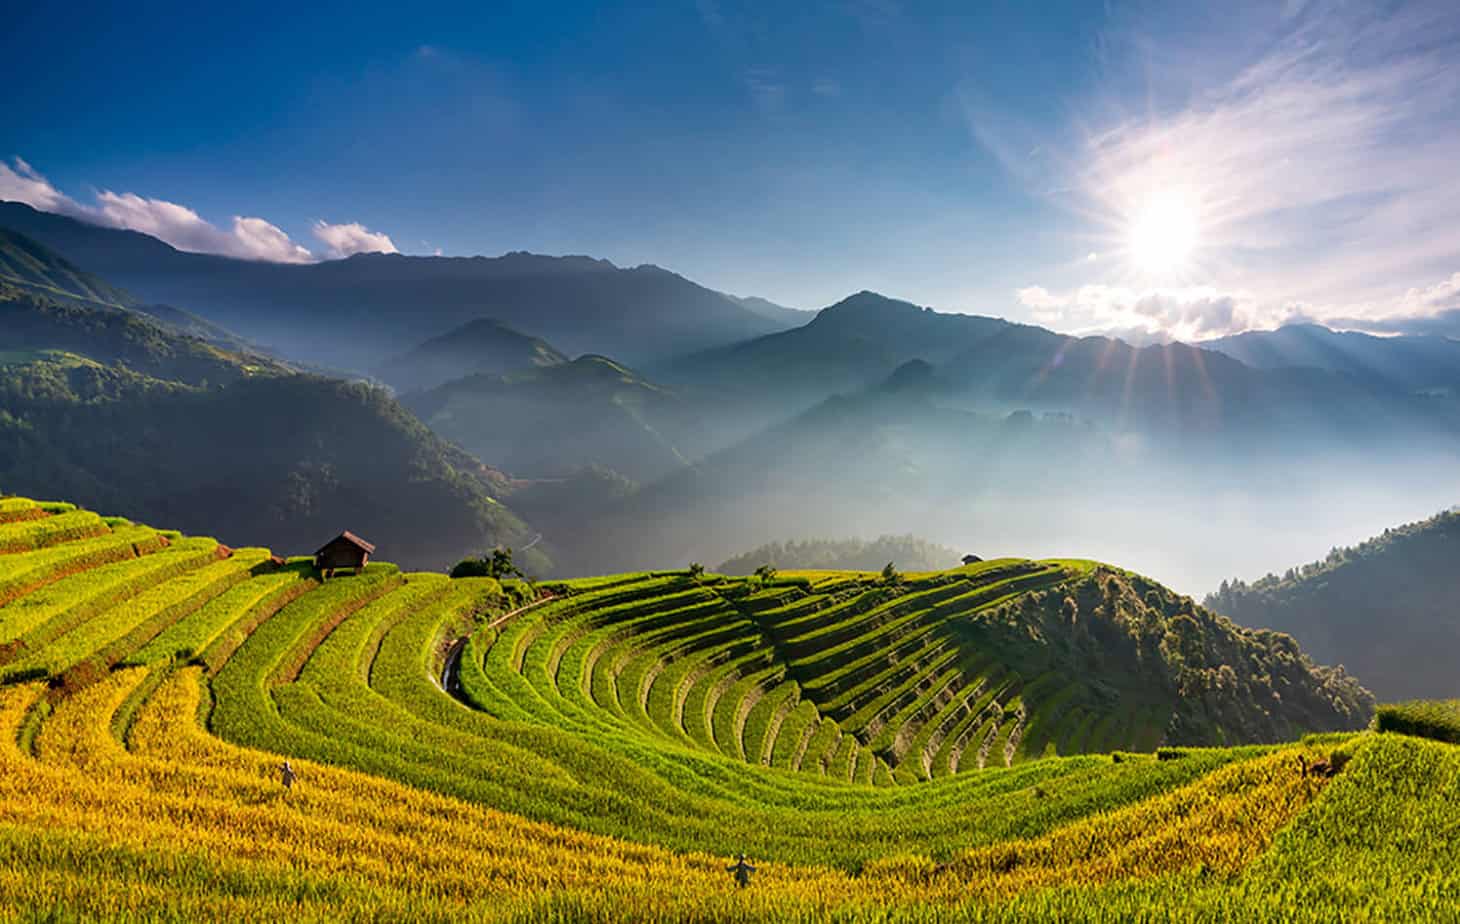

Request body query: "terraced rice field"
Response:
[0, 497, 1455, 921]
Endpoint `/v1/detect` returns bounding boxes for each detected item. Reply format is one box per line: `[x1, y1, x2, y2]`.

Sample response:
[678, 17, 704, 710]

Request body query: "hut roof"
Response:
[317, 531, 376, 555]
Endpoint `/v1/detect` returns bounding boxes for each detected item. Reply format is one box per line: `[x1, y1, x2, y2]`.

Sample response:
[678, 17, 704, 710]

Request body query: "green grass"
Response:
[0, 496, 1432, 920]
[1375, 699, 1460, 744]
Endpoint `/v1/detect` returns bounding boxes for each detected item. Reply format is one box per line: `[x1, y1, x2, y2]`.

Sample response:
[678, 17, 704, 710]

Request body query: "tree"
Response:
[451, 546, 526, 581]
[688, 562, 705, 582]
[881, 561, 901, 585]
[754, 564, 777, 584]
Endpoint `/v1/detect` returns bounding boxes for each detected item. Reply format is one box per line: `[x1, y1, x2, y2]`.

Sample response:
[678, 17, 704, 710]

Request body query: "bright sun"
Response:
[1128, 191, 1199, 275]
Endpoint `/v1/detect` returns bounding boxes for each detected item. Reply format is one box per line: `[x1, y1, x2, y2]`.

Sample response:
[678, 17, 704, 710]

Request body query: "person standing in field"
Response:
[280, 760, 297, 792]
[727, 853, 756, 888]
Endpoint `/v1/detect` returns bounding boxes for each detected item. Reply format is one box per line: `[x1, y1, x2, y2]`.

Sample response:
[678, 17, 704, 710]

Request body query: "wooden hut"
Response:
[315, 531, 375, 577]
[961, 554, 983, 565]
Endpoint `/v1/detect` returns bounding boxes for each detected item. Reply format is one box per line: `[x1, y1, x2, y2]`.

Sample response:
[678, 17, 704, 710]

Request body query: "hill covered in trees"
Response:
[374, 317, 568, 394]
[718, 535, 964, 574]
[0, 240, 546, 572]
[1204, 509, 1460, 700]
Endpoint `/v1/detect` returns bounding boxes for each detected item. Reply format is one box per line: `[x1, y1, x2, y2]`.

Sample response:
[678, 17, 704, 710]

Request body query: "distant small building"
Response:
[961, 554, 982, 565]
[315, 532, 375, 577]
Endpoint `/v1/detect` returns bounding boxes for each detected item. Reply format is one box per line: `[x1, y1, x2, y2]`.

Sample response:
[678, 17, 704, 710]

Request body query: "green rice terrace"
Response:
[0, 495, 1456, 921]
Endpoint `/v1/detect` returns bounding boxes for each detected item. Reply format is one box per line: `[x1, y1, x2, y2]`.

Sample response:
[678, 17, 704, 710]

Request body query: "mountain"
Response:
[0, 280, 286, 386]
[556, 373, 1086, 574]
[1204, 323, 1460, 395]
[404, 354, 706, 482]
[664, 291, 1010, 408]
[1204, 510, 1460, 701]
[730, 293, 815, 327]
[0, 280, 546, 572]
[375, 317, 568, 394]
[718, 535, 963, 574]
[665, 290, 1460, 447]
[0, 227, 135, 307]
[0, 201, 795, 373]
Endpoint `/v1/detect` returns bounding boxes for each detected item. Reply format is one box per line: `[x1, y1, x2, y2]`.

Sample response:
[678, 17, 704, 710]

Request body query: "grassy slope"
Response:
[0, 499, 1426, 921]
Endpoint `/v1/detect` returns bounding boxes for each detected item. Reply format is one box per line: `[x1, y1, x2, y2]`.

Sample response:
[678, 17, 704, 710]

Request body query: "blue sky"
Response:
[4, 0, 1460, 339]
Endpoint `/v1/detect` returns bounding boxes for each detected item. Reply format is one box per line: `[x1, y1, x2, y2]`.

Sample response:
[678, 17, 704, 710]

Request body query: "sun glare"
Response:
[1127, 191, 1199, 275]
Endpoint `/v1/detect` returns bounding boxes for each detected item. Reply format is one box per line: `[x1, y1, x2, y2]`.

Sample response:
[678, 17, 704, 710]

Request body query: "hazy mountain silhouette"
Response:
[728, 294, 814, 327]
[1204, 323, 1460, 395]
[666, 290, 1459, 446]
[376, 317, 568, 394]
[404, 355, 706, 482]
[0, 201, 795, 372]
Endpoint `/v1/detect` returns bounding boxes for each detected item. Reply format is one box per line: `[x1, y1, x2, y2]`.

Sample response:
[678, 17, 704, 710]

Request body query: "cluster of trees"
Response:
[718, 535, 959, 575]
[969, 569, 1374, 745]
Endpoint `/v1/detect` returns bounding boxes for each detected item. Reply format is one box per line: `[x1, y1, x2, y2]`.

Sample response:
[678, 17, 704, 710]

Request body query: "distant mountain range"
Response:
[663, 291, 1460, 448]
[1203, 323, 1460, 395]
[0, 201, 798, 372]
[1205, 510, 1460, 701]
[5, 201, 1460, 595]
[0, 230, 545, 572]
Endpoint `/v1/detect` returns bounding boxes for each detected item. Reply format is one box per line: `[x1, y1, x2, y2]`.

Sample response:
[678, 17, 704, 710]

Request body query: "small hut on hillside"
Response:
[315, 531, 375, 577]
[961, 554, 983, 565]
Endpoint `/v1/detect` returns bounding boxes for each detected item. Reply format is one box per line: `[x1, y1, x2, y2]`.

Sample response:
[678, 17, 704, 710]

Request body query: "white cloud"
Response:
[0, 157, 88, 218]
[0, 156, 396, 264]
[1016, 284, 1306, 342]
[1397, 271, 1460, 316]
[311, 220, 399, 258]
[92, 189, 313, 263]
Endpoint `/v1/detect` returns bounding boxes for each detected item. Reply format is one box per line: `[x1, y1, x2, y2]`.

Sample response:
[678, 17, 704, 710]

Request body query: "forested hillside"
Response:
[1205, 510, 1460, 700]
[0, 256, 546, 572]
[375, 317, 568, 394]
[719, 535, 963, 574]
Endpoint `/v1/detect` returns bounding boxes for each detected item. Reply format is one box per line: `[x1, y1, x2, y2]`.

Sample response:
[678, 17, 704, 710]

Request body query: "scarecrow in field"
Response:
[280, 760, 297, 792]
[727, 853, 756, 888]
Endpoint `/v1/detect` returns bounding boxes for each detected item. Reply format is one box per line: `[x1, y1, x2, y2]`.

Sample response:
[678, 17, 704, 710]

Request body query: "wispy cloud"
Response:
[0, 157, 396, 263]
[1016, 284, 1306, 342]
[980, 1, 1460, 338]
[312, 220, 398, 258]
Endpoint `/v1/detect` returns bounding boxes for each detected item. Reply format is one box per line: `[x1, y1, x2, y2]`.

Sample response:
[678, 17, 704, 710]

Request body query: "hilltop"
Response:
[374, 317, 569, 394]
[405, 354, 707, 482]
[719, 535, 963, 574]
[1205, 509, 1460, 701]
[0, 497, 1448, 921]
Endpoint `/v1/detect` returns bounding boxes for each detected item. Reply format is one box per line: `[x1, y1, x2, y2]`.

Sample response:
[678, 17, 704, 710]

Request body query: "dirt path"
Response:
[439, 593, 559, 701]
